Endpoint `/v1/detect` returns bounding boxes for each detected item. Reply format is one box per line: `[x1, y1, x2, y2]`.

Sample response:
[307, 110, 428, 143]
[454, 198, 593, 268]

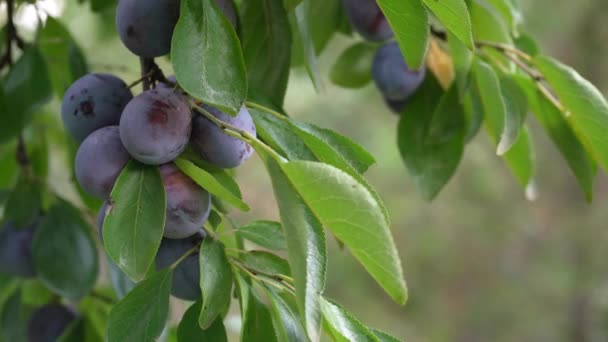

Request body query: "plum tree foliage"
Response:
[0, 0, 606, 340]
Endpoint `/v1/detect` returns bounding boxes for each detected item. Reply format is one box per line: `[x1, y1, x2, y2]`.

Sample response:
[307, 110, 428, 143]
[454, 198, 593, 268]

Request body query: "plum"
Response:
[160, 163, 211, 239]
[0, 222, 36, 278]
[155, 232, 205, 301]
[372, 42, 426, 102]
[27, 304, 76, 342]
[75, 126, 131, 199]
[190, 105, 256, 169]
[61, 73, 133, 142]
[116, 0, 237, 58]
[342, 0, 393, 42]
[385, 97, 408, 114]
[120, 89, 192, 165]
[116, 0, 181, 58]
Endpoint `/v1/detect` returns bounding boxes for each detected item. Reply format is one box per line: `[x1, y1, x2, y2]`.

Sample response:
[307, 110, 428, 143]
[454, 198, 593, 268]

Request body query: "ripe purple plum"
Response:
[342, 0, 393, 42]
[0, 222, 37, 278]
[155, 232, 205, 301]
[75, 126, 131, 199]
[384, 97, 408, 114]
[119, 88, 192, 165]
[61, 73, 133, 142]
[214, 0, 238, 28]
[27, 304, 76, 342]
[116, 0, 181, 58]
[372, 42, 426, 103]
[160, 163, 211, 239]
[191, 106, 256, 169]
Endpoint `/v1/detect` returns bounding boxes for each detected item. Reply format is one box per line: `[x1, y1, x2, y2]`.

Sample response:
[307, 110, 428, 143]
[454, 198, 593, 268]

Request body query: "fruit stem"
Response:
[139, 57, 154, 90]
[244, 101, 287, 122]
[170, 245, 199, 270]
[231, 258, 296, 294]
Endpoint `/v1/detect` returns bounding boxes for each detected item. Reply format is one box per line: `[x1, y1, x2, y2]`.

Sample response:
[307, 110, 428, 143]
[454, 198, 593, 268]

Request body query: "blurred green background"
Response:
[15, 0, 608, 340]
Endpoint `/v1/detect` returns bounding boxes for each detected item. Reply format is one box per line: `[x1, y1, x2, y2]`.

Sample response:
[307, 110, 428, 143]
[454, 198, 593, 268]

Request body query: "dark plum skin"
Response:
[191, 106, 256, 169]
[120, 88, 192, 165]
[214, 0, 238, 28]
[342, 0, 393, 42]
[61, 73, 133, 142]
[372, 42, 426, 103]
[0, 222, 36, 278]
[116, 0, 180, 58]
[27, 304, 76, 342]
[155, 232, 205, 300]
[385, 96, 408, 114]
[160, 163, 211, 239]
[75, 126, 131, 199]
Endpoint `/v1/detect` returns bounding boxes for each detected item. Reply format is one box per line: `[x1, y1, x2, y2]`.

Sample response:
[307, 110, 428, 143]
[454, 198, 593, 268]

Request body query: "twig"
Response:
[127, 70, 156, 89]
[170, 245, 200, 269]
[139, 57, 154, 90]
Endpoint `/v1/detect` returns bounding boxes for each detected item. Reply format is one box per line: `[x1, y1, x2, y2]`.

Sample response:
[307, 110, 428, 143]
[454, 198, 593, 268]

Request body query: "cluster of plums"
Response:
[343, 0, 426, 113]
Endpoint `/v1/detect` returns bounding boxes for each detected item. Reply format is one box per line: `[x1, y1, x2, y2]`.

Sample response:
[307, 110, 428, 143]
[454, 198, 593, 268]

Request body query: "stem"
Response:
[244, 101, 287, 122]
[191, 102, 287, 163]
[476, 40, 532, 62]
[16, 134, 30, 172]
[5, 0, 15, 67]
[170, 245, 199, 269]
[139, 57, 154, 91]
[231, 259, 295, 294]
[127, 70, 155, 89]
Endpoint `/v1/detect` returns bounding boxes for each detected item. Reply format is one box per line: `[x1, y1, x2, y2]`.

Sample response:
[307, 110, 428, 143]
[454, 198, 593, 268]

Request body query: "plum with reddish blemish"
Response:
[61, 73, 133, 142]
[27, 304, 76, 342]
[116, 0, 181, 58]
[190, 105, 256, 169]
[119, 88, 192, 165]
[155, 232, 205, 300]
[160, 163, 211, 239]
[0, 221, 37, 278]
[75, 126, 131, 199]
[372, 42, 426, 103]
[342, 0, 393, 42]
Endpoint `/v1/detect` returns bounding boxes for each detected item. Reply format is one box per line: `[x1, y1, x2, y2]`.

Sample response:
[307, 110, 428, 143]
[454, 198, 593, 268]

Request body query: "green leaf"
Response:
[236, 221, 287, 251]
[241, 290, 278, 342]
[33, 201, 98, 299]
[447, 31, 473, 97]
[321, 297, 378, 342]
[533, 55, 608, 173]
[371, 329, 401, 342]
[172, 0, 247, 115]
[472, 59, 535, 193]
[20, 280, 53, 306]
[515, 76, 596, 201]
[106, 256, 136, 299]
[240, 0, 292, 105]
[104, 161, 166, 282]
[265, 158, 326, 342]
[0, 47, 53, 143]
[39, 17, 88, 97]
[497, 76, 528, 155]
[107, 269, 173, 342]
[4, 177, 42, 228]
[240, 251, 291, 277]
[261, 286, 307, 342]
[398, 79, 465, 200]
[280, 161, 407, 304]
[174, 157, 249, 211]
[291, 1, 322, 89]
[377, 0, 429, 69]
[330, 42, 377, 89]
[178, 302, 227, 342]
[485, 0, 522, 35]
[421, 0, 474, 49]
[469, 0, 512, 67]
[57, 318, 86, 342]
[0, 290, 30, 342]
[199, 239, 233, 329]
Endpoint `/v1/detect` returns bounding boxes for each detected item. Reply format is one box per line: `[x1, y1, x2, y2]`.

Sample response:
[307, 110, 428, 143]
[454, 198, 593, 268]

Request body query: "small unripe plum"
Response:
[342, 0, 393, 42]
[61, 73, 133, 142]
[0, 222, 36, 278]
[190, 106, 256, 169]
[155, 233, 205, 301]
[372, 42, 426, 102]
[116, 0, 180, 58]
[75, 126, 131, 199]
[27, 304, 76, 342]
[119, 88, 192, 165]
[160, 163, 211, 239]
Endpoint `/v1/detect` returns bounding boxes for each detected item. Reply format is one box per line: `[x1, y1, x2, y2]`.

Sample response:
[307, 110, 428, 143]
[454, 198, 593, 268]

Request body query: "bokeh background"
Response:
[12, 0, 608, 340]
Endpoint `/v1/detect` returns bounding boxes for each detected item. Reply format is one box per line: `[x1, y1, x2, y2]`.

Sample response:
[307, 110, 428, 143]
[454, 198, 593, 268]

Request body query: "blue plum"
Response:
[116, 0, 181, 58]
[372, 42, 426, 103]
[385, 96, 408, 114]
[160, 164, 211, 239]
[342, 0, 393, 42]
[190, 106, 256, 169]
[61, 73, 133, 142]
[155, 232, 205, 301]
[119, 88, 192, 165]
[27, 304, 76, 342]
[75, 126, 131, 199]
[0, 222, 37, 278]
